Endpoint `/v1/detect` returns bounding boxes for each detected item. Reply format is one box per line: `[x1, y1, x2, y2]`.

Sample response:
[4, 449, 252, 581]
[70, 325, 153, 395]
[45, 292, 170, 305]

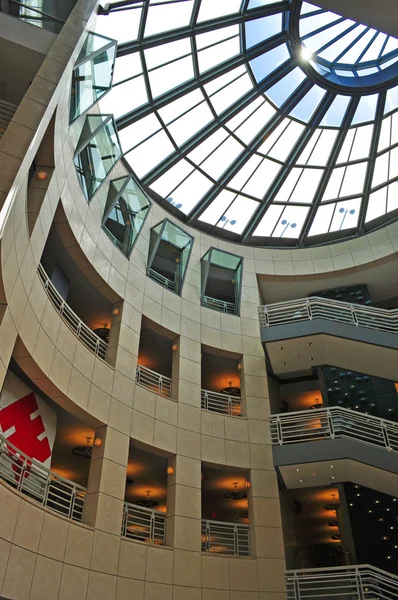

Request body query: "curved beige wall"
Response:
[0, 2, 396, 599]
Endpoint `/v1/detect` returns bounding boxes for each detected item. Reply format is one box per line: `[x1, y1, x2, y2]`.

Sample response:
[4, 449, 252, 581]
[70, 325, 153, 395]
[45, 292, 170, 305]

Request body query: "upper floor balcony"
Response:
[258, 297, 398, 381]
[287, 564, 398, 600]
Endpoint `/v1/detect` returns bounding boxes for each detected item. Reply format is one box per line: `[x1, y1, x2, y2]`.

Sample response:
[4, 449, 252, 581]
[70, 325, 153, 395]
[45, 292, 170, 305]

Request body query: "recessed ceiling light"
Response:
[331, 476, 335, 480]
[329, 465, 334, 469]
[294, 352, 299, 356]
[307, 342, 312, 346]
[279, 347, 283, 350]
[282, 361, 287, 365]
[295, 468, 300, 472]
[298, 479, 304, 483]
[310, 358, 314, 361]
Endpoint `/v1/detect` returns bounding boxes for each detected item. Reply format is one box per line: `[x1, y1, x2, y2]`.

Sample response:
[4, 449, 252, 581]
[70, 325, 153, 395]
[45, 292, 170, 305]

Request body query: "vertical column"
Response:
[85, 425, 129, 533]
[241, 346, 286, 596]
[168, 335, 203, 592]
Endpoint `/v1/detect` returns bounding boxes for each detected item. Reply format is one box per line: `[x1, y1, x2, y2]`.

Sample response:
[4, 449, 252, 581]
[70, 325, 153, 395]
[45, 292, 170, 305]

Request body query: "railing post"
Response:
[228, 396, 232, 416]
[327, 408, 335, 439]
[159, 375, 163, 396]
[293, 574, 301, 600]
[351, 304, 358, 326]
[69, 487, 76, 520]
[276, 415, 283, 445]
[234, 524, 238, 555]
[204, 392, 208, 411]
[206, 522, 211, 552]
[381, 421, 391, 450]
[355, 568, 366, 600]
[150, 511, 155, 544]
[306, 299, 312, 320]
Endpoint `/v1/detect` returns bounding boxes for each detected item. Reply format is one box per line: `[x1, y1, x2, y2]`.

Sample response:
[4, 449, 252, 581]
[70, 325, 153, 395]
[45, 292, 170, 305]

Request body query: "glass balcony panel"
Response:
[74, 115, 122, 201]
[70, 32, 117, 122]
[102, 175, 151, 256]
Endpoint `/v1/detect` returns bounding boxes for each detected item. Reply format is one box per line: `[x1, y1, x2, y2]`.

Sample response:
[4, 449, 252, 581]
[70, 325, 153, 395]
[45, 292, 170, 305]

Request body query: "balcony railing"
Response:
[0, 431, 86, 522]
[0, 0, 66, 34]
[0, 98, 17, 138]
[122, 502, 166, 545]
[270, 406, 398, 452]
[148, 268, 176, 292]
[201, 389, 242, 417]
[201, 520, 250, 556]
[135, 364, 171, 398]
[203, 295, 236, 314]
[258, 296, 398, 333]
[286, 564, 398, 600]
[38, 264, 108, 360]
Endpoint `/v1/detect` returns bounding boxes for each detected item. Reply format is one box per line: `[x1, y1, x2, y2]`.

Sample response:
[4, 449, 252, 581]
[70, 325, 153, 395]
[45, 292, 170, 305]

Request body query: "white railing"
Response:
[258, 296, 398, 333]
[148, 268, 176, 292]
[286, 564, 398, 599]
[122, 502, 166, 545]
[201, 520, 250, 556]
[203, 295, 236, 314]
[38, 264, 108, 360]
[270, 406, 398, 452]
[201, 388, 242, 417]
[0, 432, 86, 522]
[0, 98, 17, 138]
[135, 364, 172, 398]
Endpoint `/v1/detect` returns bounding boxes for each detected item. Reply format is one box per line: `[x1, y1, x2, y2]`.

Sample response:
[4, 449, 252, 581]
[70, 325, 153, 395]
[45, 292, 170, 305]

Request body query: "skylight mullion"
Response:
[313, 22, 359, 57]
[140, 50, 154, 105]
[379, 35, 389, 60]
[296, 97, 361, 245]
[117, 30, 287, 129]
[300, 16, 346, 43]
[333, 27, 369, 65]
[137, 0, 148, 43]
[189, 75, 313, 223]
[355, 30, 379, 65]
[117, 2, 289, 56]
[190, 0, 201, 26]
[357, 92, 386, 233]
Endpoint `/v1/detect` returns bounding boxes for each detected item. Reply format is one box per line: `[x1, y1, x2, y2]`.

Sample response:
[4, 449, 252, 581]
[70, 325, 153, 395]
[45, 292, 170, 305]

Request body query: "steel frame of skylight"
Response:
[100, 0, 398, 248]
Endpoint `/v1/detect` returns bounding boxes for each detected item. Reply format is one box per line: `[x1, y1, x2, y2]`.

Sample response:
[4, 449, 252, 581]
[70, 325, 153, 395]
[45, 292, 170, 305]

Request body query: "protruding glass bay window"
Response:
[70, 31, 117, 123]
[102, 175, 151, 256]
[147, 220, 193, 294]
[201, 248, 243, 315]
[74, 114, 122, 201]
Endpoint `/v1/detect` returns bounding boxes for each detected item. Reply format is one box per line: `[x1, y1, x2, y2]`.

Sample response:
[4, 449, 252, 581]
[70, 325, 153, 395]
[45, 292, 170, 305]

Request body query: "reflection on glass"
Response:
[102, 176, 151, 256]
[74, 115, 122, 201]
[147, 220, 193, 295]
[70, 32, 117, 123]
[201, 248, 243, 315]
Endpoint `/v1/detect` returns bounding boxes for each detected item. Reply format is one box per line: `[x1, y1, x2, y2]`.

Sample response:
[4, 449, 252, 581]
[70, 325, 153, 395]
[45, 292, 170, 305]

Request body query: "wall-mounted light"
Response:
[112, 307, 120, 316]
[238, 363, 243, 371]
[245, 480, 251, 489]
[167, 465, 174, 475]
[93, 436, 103, 448]
[36, 170, 48, 181]
[172, 344, 178, 352]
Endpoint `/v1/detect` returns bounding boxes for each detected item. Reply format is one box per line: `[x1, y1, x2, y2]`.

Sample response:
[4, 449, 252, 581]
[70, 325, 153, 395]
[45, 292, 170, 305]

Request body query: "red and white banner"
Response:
[0, 371, 56, 468]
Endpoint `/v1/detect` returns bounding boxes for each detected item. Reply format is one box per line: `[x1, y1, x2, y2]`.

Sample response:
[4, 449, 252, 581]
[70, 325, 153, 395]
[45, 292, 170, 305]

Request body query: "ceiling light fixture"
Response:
[93, 436, 103, 447]
[36, 170, 48, 181]
[137, 491, 159, 509]
[167, 465, 174, 475]
[224, 482, 247, 501]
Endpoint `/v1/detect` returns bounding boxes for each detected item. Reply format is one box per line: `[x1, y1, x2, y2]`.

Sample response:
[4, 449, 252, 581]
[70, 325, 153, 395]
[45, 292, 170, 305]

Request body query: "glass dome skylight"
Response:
[94, 0, 398, 247]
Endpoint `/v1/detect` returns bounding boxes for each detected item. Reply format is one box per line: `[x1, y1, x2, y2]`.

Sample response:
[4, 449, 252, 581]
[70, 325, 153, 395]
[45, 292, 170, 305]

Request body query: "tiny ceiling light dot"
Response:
[238, 363, 243, 370]
[282, 361, 287, 365]
[329, 465, 334, 469]
[298, 479, 303, 483]
[167, 465, 174, 475]
[307, 342, 312, 346]
[112, 307, 120, 316]
[279, 347, 283, 351]
[172, 344, 178, 351]
[295, 468, 300, 472]
[300, 46, 313, 61]
[36, 170, 48, 181]
[93, 436, 103, 447]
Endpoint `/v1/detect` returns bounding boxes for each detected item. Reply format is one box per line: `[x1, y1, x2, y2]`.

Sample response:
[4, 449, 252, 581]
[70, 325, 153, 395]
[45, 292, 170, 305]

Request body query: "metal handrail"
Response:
[122, 501, 166, 545]
[38, 264, 108, 360]
[148, 268, 176, 292]
[203, 295, 236, 314]
[286, 564, 398, 599]
[258, 296, 398, 333]
[0, 431, 86, 522]
[270, 406, 398, 452]
[135, 364, 172, 398]
[201, 388, 242, 417]
[201, 519, 250, 556]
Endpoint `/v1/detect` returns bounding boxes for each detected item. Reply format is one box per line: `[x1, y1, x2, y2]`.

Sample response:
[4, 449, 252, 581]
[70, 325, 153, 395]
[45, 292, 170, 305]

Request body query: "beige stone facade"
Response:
[0, 1, 397, 599]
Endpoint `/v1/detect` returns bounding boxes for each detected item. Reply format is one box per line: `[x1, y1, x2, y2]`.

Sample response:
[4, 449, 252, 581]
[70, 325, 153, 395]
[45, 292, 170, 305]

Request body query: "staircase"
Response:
[0, 99, 17, 139]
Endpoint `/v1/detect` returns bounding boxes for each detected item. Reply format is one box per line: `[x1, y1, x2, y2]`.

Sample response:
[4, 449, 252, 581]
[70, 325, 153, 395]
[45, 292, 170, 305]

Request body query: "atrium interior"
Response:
[0, 0, 398, 599]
